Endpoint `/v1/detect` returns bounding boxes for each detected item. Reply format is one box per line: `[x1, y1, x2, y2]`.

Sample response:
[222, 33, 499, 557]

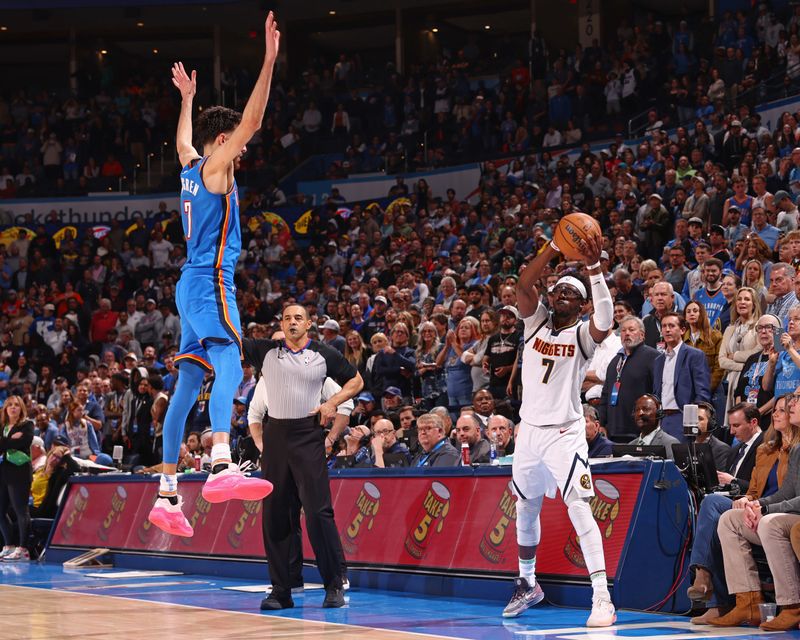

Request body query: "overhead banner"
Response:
[0, 194, 179, 226]
[577, 0, 601, 48]
[51, 472, 642, 578]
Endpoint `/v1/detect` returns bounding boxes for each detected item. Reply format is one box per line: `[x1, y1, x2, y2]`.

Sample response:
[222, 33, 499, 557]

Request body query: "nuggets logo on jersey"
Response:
[531, 337, 576, 358]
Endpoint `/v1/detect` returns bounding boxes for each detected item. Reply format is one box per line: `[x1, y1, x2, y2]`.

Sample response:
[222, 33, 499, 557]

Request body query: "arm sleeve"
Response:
[589, 271, 613, 334]
[247, 377, 268, 425]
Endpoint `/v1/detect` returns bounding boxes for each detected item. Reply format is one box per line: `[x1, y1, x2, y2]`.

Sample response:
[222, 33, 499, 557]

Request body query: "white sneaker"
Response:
[0, 546, 14, 559]
[587, 596, 616, 627]
[343, 578, 350, 591]
[3, 547, 30, 563]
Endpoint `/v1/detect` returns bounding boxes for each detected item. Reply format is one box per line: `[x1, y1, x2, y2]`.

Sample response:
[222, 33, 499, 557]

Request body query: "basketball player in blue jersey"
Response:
[149, 12, 280, 537]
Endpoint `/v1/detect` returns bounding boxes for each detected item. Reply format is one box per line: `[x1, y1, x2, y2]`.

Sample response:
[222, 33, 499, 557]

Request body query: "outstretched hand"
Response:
[171, 62, 196, 101]
[265, 11, 281, 63]
[579, 232, 603, 268]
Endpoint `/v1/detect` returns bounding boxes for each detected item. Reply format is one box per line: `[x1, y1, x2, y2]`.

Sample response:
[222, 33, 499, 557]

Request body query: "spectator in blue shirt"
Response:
[750, 206, 781, 252]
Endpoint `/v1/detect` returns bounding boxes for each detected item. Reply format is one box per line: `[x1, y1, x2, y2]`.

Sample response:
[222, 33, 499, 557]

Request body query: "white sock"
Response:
[159, 474, 178, 497]
[211, 443, 232, 467]
[519, 557, 536, 583]
[591, 571, 610, 599]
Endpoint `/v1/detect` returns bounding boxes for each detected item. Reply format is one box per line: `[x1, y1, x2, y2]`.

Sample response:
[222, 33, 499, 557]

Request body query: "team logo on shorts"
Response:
[580, 474, 592, 490]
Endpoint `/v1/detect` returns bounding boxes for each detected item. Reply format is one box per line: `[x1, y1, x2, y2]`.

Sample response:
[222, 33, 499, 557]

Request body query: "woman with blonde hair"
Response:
[462, 309, 498, 392]
[436, 316, 480, 417]
[735, 234, 774, 283]
[0, 395, 34, 562]
[719, 287, 762, 416]
[415, 321, 445, 410]
[742, 259, 770, 310]
[343, 330, 369, 376]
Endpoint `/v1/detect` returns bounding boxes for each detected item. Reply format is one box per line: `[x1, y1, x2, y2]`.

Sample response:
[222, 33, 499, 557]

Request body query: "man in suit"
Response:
[598, 316, 660, 440]
[585, 404, 613, 457]
[717, 402, 763, 493]
[628, 394, 680, 459]
[653, 312, 711, 441]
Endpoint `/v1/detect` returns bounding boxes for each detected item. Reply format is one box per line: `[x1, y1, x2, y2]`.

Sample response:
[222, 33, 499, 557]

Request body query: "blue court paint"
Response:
[0, 564, 795, 640]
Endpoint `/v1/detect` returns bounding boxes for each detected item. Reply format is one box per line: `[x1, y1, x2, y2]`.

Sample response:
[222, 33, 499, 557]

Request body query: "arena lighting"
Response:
[100, 49, 108, 54]
[136, 22, 144, 27]
[153, 48, 158, 54]
[0, 26, 7, 31]
[484, 24, 491, 30]
[329, 10, 336, 15]
[431, 27, 439, 33]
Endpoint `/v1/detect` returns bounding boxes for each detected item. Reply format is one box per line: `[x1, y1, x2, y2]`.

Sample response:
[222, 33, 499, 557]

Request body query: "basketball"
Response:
[553, 213, 602, 261]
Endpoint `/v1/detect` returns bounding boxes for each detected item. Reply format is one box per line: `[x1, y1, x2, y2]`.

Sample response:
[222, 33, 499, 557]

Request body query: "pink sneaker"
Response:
[201, 463, 274, 503]
[148, 496, 194, 537]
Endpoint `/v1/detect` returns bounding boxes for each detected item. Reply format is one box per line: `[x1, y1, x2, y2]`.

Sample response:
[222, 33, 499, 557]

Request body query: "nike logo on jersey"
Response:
[559, 428, 569, 434]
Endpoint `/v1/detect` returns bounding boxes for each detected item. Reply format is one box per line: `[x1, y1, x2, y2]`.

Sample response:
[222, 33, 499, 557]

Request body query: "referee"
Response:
[243, 305, 363, 610]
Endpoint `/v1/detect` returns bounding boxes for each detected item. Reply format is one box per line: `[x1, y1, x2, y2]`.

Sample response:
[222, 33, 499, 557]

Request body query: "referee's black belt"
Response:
[662, 409, 680, 416]
[267, 416, 319, 427]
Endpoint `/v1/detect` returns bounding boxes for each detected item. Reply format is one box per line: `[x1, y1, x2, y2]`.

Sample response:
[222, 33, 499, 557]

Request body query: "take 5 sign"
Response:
[52, 472, 642, 578]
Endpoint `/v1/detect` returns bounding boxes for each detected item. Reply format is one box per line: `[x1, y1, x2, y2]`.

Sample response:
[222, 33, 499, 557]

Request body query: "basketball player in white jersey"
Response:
[503, 231, 616, 627]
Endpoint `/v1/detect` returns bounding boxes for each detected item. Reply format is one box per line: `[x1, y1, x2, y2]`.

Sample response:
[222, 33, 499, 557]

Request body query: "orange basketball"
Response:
[553, 212, 602, 261]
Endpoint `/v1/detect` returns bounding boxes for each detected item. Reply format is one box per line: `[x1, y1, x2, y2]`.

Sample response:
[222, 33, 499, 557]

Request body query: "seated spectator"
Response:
[370, 418, 410, 468]
[454, 413, 490, 464]
[694, 402, 731, 471]
[485, 414, 513, 455]
[410, 413, 459, 468]
[58, 401, 101, 459]
[585, 404, 612, 457]
[628, 394, 679, 459]
[688, 394, 792, 625]
[30, 439, 81, 518]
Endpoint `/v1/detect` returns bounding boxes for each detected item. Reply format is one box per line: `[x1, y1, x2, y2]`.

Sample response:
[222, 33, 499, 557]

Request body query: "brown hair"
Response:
[0, 394, 27, 427]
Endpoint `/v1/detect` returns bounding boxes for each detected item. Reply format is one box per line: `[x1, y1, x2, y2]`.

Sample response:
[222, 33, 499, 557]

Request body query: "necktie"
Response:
[729, 443, 746, 474]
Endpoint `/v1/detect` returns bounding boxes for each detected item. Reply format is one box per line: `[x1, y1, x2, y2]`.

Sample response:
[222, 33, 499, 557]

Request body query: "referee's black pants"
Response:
[261, 416, 345, 594]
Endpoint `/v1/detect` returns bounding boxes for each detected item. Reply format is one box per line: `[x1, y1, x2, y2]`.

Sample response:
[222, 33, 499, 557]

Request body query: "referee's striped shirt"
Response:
[242, 338, 358, 420]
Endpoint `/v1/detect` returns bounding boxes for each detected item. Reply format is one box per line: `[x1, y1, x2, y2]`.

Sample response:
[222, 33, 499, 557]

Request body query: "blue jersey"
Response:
[180, 157, 240, 277]
[693, 287, 726, 329]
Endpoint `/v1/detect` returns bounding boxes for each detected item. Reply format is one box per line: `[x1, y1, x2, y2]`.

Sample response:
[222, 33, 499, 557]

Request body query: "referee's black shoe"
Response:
[322, 586, 345, 608]
[260, 590, 294, 611]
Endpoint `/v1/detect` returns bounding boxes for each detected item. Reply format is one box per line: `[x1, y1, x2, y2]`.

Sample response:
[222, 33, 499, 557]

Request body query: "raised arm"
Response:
[171, 62, 200, 167]
[203, 12, 280, 184]
[517, 244, 557, 318]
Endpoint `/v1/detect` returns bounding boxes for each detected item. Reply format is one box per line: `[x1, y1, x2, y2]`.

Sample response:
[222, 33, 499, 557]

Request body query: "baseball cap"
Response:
[438, 250, 450, 258]
[374, 295, 388, 305]
[31, 436, 44, 449]
[775, 190, 792, 202]
[322, 319, 340, 332]
[649, 193, 663, 201]
[693, 175, 706, 186]
[728, 204, 740, 212]
[731, 120, 742, 127]
[499, 305, 520, 319]
[124, 352, 137, 360]
[353, 261, 363, 268]
[233, 397, 248, 405]
[383, 386, 402, 397]
[688, 217, 704, 226]
[710, 224, 725, 235]
[600, 250, 610, 261]
[43, 303, 55, 311]
[146, 298, 157, 305]
[356, 392, 375, 403]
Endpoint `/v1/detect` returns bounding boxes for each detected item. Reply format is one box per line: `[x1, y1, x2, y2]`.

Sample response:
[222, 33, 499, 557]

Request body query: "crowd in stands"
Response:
[6, 2, 800, 203]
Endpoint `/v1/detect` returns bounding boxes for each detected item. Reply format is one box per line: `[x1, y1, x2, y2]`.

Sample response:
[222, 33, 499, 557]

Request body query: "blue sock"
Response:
[161, 360, 205, 465]
[206, 341, 242, 444]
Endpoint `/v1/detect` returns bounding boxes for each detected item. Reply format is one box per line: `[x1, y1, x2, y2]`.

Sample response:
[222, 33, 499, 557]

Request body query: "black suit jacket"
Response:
[598, 343, 661, 438]
[729, 432, 764, 493]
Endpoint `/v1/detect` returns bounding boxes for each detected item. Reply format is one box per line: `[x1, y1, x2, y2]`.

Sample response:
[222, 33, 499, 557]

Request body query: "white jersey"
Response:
[520, 303, 598, 426]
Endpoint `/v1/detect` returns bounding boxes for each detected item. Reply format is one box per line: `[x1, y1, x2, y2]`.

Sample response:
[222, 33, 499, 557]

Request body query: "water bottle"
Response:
[194, 453, 201, 472]
[461, 441, 470, 466]
[489, 434, 498, 466]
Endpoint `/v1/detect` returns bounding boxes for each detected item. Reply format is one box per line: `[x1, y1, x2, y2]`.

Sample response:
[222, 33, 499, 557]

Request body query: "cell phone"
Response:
[774, 331, 784, 353]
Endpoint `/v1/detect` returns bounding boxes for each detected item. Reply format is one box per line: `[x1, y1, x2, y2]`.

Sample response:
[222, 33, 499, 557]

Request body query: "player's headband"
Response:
[554, 276, 587, 300]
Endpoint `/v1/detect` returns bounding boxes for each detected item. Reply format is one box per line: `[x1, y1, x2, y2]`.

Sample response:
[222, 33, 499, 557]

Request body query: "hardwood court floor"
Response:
[0, 583, 455, 640]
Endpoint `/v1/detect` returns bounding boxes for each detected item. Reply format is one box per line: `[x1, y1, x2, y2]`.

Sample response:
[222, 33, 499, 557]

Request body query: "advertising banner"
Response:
[51, 472, 642, 577]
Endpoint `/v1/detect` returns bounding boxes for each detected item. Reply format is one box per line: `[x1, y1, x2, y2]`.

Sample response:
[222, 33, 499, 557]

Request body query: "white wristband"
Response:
[587, 261, 601, 270]
[549, 240, 561, 253]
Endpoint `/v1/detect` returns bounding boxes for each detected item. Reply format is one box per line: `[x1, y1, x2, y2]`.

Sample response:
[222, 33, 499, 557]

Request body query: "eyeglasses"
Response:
[374, 429, 394, 436]
[756, 325, 776, 332]
[417, 426, 440, 433]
